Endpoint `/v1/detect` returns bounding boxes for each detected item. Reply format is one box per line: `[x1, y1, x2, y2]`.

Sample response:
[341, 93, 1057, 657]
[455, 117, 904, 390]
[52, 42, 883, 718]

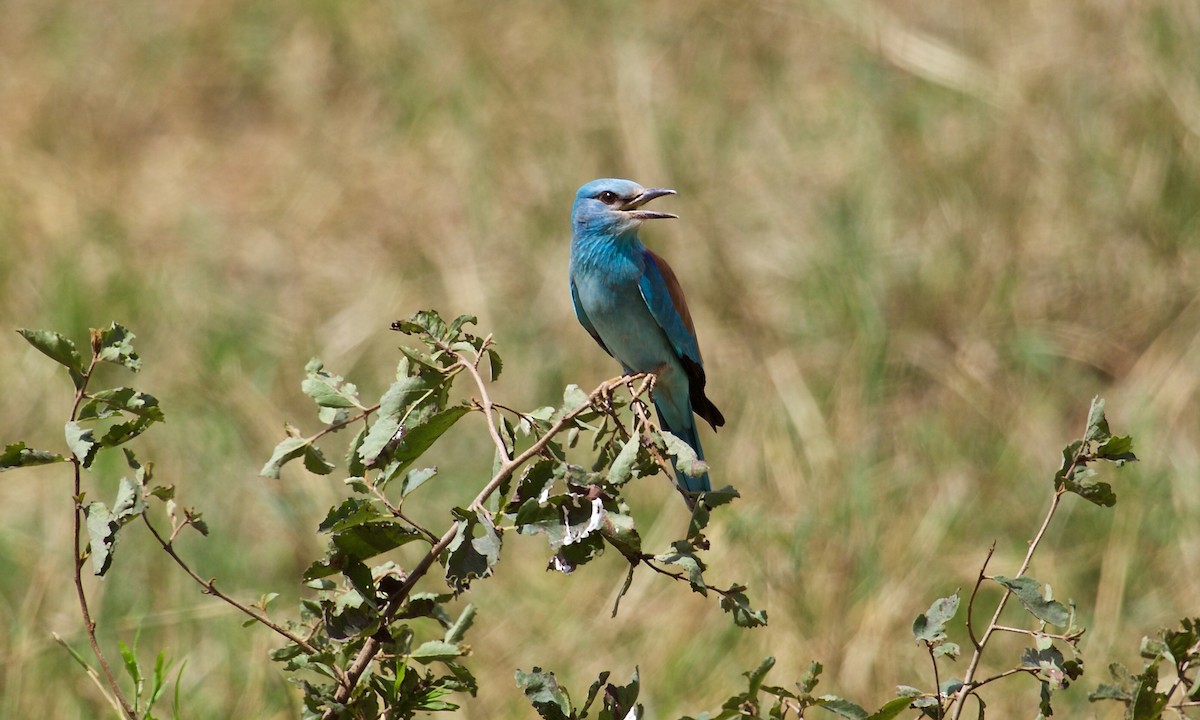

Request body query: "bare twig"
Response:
[140, 514, 328, 662]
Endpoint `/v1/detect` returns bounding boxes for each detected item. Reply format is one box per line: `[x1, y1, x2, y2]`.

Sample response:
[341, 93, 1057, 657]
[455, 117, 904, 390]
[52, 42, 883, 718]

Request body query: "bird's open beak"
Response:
[621, 188, 678, 220]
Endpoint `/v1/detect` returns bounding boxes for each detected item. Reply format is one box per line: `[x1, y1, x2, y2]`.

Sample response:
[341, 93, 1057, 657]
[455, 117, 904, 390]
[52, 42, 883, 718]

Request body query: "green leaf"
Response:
[1085, 396, 1110, 440]
[399, 467, 438, 497]
[410, 640, 467, 664]
[384, 406, 470, 476]
[302, 359, 360, 409]
[18, 328, 85, 388]
[94, 323, 142, 372]
[260, 437, 308, 479]
[745, 656, 776, 696]
[815, 696, 869, 719]
[303, 444, 335, 475]
[318, 498, 384, 532]
[603, 667, 642, 719]
[65, 421, 98, 467]
[1021, 646, 1070, 687]
[78, 388, 165, 422]
[721, 587, 769, 628]
[515, 668, 572, 720]
[798, 661, 823, 695]
[607, 436, 642, 485]
[85, 502, 117, 575]
[118, 641, 142, 689]
[994, 576, 1070, 626]
[581, 671, 612, 717]
[486, 348, 503, 380]
[661, 430, 709, 479]
[913, 593, 960, 642]
[0, 442, 65, 471]
[1130, 663, 1169, 720]
[1063, 472, 1118, 507]
[655, 541, 707, 593]
[445, 508, 502, 591]
[444, 604, 476, 645]
[98, 415, 156, 449]
[1097, 434, 1137, 463]
[866, 696, 917, 720]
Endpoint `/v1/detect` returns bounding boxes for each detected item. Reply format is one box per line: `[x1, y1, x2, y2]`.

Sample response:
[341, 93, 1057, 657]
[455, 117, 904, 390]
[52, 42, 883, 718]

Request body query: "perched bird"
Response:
[568, 178, 725, 497]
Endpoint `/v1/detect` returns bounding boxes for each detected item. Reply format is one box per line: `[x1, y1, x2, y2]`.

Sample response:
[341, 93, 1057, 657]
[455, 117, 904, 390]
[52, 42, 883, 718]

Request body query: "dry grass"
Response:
[1, 1, 1198, 717]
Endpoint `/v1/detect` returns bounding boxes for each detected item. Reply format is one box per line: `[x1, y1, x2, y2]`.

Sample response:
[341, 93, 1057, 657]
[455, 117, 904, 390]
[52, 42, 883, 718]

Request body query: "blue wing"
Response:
[638, 249, 725, 430]
[638, 249, 703, 366]
[570, 276, 612, 358]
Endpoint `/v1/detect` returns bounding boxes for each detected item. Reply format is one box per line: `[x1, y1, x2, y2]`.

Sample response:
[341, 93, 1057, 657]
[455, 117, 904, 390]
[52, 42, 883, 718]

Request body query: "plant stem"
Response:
[69, 355, 138, 720]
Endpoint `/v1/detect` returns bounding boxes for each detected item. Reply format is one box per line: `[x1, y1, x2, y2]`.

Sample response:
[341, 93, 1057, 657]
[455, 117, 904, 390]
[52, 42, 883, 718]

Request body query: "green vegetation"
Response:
[1, 2, 1198, 718]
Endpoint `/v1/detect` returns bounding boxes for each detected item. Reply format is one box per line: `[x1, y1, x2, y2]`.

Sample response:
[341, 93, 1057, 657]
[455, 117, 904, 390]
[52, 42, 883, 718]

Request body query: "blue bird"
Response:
[569, 178, 725, 499]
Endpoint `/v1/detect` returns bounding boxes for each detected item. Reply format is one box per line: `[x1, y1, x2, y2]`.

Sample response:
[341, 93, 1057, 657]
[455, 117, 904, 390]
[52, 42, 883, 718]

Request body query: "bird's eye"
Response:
[597, 191, 619, 204]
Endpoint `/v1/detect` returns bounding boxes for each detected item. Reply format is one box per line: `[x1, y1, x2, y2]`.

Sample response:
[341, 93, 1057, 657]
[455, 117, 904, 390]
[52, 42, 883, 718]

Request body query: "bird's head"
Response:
[571, 178, 677, 237]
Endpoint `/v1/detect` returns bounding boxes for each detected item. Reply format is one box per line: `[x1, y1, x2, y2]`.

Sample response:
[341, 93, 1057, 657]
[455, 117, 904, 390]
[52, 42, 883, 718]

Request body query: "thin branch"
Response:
[927, 643, 944, 720]
[991, 625, 1084, 642]
[140, 514, 327, 662]
[965, 542, 996, 652]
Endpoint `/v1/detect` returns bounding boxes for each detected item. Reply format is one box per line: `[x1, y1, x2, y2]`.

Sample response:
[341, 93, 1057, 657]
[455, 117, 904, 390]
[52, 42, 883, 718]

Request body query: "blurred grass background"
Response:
[1, 0, 1198, 717]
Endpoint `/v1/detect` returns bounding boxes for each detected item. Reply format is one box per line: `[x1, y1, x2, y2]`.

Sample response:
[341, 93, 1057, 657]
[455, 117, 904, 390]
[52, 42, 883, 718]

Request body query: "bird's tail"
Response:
[654, 404, 712, 495]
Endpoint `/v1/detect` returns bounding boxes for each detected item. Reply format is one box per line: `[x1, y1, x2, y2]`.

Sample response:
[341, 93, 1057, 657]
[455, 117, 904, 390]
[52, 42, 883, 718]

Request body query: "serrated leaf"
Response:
[661, 430, 709, 478]
[399, 467, 437, 497]
[78, 388, 165, 422]
[913, 593, 960, 642]
[1088, 683, 1132, 701]
[655, 541, 707, 593]
[515, 668, 572, 720]
[303, 444, 335, 475]
[260, 437, 308, 479]
[798, 661, 824, 695]
[445, 508, 501, 591]
[994, 576, 1070, 626]
[745, 656, 776, 696]
[94, 323, 142, 372]
[1085, 396, 1110, 442]
[85, 502, 117, 575]
[607, 437, 642, 486]
[65, 421, 98, 467]
[0, 442, 65, 471]
[722, 588, 769, 628]
[319, 498, 385, 532]
[302, 359, 359, 409]
[604, 667, 642, 719]
[866, 696, 916, 720]
[816, 695, 869, 719]
[97, 415, 155, 449]
[18, 328, 85, 388]
[1097, 435, 1137, 463]
[486, 348, 503, 380]
[562, 384, 589, 411]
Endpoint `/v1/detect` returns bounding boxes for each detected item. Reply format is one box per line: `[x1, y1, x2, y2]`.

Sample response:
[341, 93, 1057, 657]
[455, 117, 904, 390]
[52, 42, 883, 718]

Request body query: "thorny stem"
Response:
[950, 420, 1095, 720]
[69, 354, 139, 720]
[321, 341, 655, 718]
